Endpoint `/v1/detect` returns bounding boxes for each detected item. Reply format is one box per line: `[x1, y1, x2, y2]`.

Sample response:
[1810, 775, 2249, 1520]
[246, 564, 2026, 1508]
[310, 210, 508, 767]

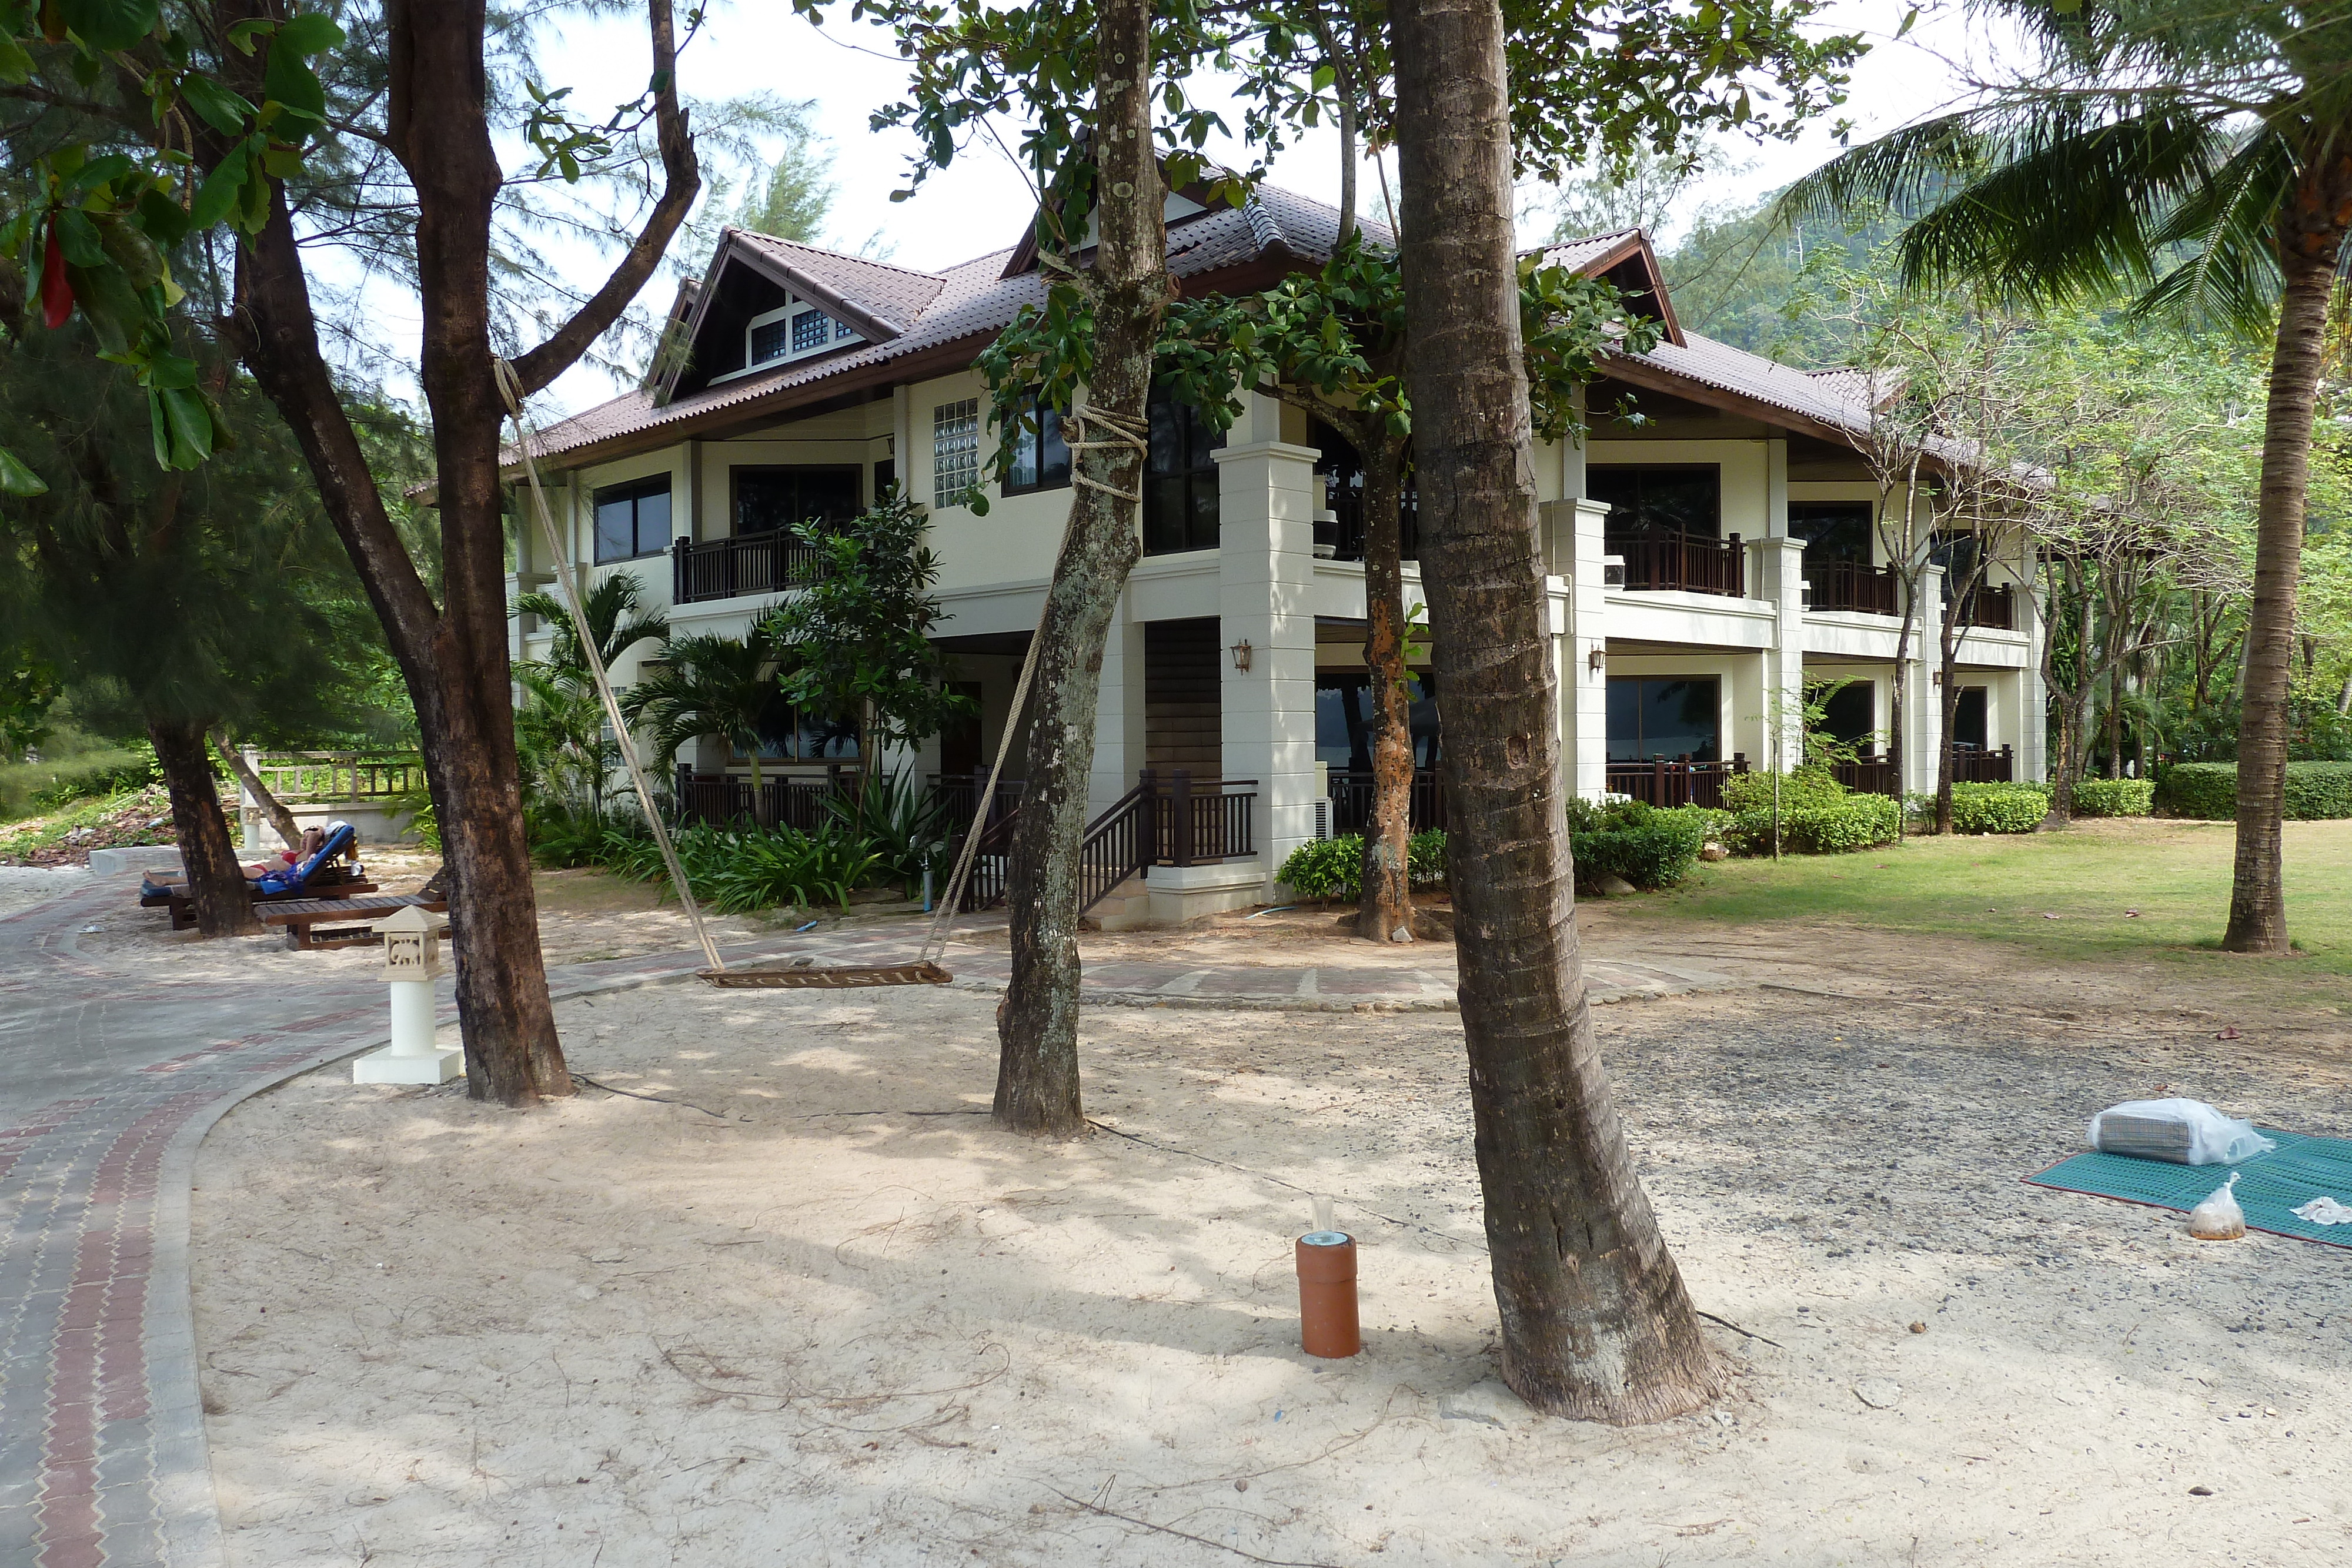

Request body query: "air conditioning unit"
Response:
[1799, 580, 1813, 609]
[1602, 554, 1626, 588]
[1313, 799, 1330, 840]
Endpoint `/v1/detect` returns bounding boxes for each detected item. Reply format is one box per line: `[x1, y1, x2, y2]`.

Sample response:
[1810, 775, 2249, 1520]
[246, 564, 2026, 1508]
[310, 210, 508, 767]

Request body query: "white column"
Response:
[1757, 535, 1808, 775]
[1906, 565, 1946, 796]
[2017, 558, 2049, 783]
[1541, 497, 1612, 799]
[1090, 613, 1148, 819]
[1212, 400, 1320, 897]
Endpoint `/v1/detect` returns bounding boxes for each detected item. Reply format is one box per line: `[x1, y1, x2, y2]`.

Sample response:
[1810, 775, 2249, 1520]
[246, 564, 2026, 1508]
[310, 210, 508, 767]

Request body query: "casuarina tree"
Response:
[1779, 0, 2352, 952]
[2, 0, 702, 1102]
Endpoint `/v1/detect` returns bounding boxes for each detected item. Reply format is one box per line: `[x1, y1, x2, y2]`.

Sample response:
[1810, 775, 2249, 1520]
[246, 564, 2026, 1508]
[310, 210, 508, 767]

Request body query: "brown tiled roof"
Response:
[730, 230, 947, 331]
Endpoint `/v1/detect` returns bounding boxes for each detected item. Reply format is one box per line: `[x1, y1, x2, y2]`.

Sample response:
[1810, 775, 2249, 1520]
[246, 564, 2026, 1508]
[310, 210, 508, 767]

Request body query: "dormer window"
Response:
[744, 295, 861, 371]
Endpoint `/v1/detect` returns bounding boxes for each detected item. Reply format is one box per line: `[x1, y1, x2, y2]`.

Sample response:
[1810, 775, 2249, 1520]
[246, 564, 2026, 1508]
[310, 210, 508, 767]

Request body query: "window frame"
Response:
[932, 399, 981, 504]
[1604, 674, 1724, 763]
[999, 392, 1072, 497]
[1587, 463, 1724, 543]
[743, 296, 861, 372]
[729, 464, 866, 539]
[591, 476, 674, 564]
[1141, 384, 1224, 556]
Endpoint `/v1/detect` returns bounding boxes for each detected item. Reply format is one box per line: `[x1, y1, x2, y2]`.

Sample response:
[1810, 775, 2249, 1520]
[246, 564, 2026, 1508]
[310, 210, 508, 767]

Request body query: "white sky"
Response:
[505, 0, 2025, 417]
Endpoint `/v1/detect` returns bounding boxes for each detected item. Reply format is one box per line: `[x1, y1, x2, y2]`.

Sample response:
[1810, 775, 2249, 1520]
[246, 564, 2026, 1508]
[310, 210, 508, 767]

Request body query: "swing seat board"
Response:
[698, 961, 951, 989]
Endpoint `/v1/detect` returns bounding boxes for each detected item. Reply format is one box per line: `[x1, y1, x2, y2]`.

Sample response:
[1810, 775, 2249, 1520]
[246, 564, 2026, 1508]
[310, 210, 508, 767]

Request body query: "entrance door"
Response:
[1952, 686, 1989, 751]
[937, 681, 984, 776]
[1145, 618, 1222, 777]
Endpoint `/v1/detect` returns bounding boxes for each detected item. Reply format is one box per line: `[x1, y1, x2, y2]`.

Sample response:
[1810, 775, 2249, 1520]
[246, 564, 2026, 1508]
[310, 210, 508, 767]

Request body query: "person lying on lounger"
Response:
[242, 825, 326, 880]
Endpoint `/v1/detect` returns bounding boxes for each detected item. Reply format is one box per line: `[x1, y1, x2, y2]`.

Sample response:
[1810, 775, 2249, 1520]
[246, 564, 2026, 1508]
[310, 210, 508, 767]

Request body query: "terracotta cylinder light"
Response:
[1296, 1196, 1360, 1359]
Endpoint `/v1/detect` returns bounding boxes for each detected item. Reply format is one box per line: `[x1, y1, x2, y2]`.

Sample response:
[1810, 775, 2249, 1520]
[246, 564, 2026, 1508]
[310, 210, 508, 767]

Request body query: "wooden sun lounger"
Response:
[141, 863, 369, 909]
[165, 878, 379, 930]
[259, 892, 449, 951]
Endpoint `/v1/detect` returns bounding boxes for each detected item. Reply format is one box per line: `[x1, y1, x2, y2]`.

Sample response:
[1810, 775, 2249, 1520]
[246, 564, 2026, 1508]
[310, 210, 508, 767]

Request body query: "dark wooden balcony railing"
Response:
[673, 764, 850, 830]
[671, 532, 830, 605]
[1951, 744, 2014, 783]
[1832, 753, 1899, 798]
[1952, 582, 2015, 630]
[926, 772, 1025, 838]
[1603, 754, 1749, 809]
[1325, 768, 1448, 834]
[1611, 531, 1747, 597]
[952, 769, 1257, 914]
[1803, 559, 1898, 616]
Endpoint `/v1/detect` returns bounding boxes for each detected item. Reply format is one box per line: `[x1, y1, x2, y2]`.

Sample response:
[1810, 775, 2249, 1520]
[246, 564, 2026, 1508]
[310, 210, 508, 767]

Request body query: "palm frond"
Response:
[2136, 131, 2297, 337]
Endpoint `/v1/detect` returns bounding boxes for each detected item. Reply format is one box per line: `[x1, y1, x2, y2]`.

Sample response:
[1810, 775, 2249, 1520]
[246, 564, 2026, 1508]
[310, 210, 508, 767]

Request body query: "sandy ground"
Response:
[0, 864, 90, 918]
[187, 950, 2352, 1567]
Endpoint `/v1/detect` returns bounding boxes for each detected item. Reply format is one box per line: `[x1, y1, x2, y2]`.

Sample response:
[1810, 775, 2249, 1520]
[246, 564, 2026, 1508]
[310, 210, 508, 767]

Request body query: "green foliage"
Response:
[1565, 801, 1708, 891]
[826, 769, 951, 889]
[1726, 793, 1899, 855]
[1943, 782, 2050, 835]
[764, 494, 970, 766]
[1720, 765, 1844, 815]
[620, 623, 796, 787]
[2071, 777, 2154, 818]
[1278, 834, 1369, 901]
[0, 740, 153, 821]
[1407, 829, 1447, 888]
[540, 813, 883, 915]
[512, 571, 664, 821]
[732, 102, 836, 243]
[388, 780, 441, 852]
[2156, 762, 2352, 822]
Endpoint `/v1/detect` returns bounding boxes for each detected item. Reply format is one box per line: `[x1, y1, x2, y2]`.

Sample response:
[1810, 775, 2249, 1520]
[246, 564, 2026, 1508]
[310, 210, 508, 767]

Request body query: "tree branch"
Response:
[506, 0, 700, 396]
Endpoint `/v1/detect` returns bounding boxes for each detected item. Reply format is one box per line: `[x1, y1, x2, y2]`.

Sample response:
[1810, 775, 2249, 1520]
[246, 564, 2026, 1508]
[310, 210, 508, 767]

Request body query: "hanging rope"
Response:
[495, 359, 727, 974]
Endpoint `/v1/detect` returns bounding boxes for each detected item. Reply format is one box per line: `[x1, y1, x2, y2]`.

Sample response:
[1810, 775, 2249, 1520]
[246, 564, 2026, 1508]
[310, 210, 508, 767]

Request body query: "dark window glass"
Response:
[1587, 465, 1722, 544]
[873, 457, 896, 500]
[1952, 687, 1989, 751]
[1606, 676, 1722, 761]
[1142, 385, 1223, 554]
[750, 317, 791, 365]
[1789, 502, 1873, 563]
[1001, 394, 1071, 494]
[791, 309, 831, 353]
[734, 466, 863, 537]
[592, 477, 672, 563]
[1819, 681, 1875, 747]
[1932, 530, 1982, 599]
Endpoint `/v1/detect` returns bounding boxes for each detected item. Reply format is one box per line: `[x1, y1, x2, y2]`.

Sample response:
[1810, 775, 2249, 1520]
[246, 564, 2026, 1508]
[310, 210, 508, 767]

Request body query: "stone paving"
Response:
[0, 874, 1728, 1566]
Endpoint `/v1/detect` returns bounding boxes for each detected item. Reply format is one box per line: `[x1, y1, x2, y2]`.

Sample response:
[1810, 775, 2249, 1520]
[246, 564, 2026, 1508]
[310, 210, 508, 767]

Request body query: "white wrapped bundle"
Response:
[2086, 1099, 2275, 1166]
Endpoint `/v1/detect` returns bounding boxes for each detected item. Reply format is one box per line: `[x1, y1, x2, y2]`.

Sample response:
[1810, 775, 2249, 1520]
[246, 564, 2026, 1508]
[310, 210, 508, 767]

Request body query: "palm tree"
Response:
[1779, 0, 2352, 953]
[514, 571, 668, 677]
[620, 625, 797, 790]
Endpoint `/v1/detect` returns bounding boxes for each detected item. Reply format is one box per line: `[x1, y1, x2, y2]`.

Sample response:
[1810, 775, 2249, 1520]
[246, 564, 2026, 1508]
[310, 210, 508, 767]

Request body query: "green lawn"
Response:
[1641, 816, 2352, 994]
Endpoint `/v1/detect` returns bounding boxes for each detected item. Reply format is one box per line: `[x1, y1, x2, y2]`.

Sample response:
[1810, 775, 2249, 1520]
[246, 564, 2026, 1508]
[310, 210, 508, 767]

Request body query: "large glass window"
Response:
[730, 708, 861, 764]
[1606, 676, 1722, 761]
[1816, 680, 1876, 750]
[593, 477, 672, 563]
[933, 399, 980, 502]
[1952, 686, 1989, 751]
[1142, 385, 1223, 554]
[1315, 671, 1440, 770]
[1789, 501, 1873, 563]
[1587, 464, 1722, 544]
[1932, 529, 1983, 599]
[1309, 419, 1417, 561]
[1001, 393, 1070, 495]
[733, 466, 863, 536]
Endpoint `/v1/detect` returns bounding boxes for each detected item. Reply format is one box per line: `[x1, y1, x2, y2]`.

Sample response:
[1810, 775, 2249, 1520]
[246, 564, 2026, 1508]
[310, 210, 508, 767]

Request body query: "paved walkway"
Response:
[0, 875, 1728, 1566]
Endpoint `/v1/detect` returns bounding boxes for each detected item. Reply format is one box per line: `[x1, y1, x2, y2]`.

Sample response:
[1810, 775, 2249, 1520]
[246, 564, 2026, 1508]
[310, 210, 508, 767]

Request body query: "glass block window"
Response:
[791, 309, 831, 354]
[749, 317, 791, 365]
[933, 399, 980, 502]
[836, 317, 858, 341]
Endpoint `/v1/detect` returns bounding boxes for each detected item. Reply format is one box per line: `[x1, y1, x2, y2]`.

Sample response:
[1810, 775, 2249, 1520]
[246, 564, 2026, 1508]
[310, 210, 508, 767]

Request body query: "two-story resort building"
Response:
[507, 180, 2045, 922]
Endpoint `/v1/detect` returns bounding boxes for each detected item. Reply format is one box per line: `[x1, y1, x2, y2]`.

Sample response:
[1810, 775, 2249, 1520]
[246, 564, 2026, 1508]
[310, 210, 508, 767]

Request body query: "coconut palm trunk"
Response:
[1387, 0, 1718, 1422]
[2223, 233, 2337, 952]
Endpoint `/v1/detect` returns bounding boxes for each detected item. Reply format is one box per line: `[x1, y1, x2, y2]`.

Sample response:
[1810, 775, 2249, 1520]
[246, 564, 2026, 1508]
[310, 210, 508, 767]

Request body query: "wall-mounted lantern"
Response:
[1230, 638, 1254, 673]
[1588, 646, 1606, 676]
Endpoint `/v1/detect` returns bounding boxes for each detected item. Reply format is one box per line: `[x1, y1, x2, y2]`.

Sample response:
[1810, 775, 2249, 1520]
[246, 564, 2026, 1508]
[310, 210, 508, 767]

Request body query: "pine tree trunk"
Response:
[2223, 238, 2336, 951]
[148, 716, 260, 937]
[1354, 442, 1415, 941]
[994, 0, 1167, 1138]
[1388, 0, 1718, 1423]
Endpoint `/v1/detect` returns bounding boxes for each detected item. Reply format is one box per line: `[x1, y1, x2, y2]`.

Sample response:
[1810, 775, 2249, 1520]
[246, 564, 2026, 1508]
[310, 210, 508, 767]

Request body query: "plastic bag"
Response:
[2086, 1099, 2276, 1166]
[2188, 1172, 2246, 1241]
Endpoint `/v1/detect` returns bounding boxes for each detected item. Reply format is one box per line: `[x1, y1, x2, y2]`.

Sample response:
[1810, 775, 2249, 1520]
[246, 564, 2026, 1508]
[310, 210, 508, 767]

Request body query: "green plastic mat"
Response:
[2025, 1129, 2352, 1249]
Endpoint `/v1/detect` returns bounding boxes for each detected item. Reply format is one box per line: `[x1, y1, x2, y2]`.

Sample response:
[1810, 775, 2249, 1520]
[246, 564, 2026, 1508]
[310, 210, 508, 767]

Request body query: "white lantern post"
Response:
[353, 905, 464, 1084]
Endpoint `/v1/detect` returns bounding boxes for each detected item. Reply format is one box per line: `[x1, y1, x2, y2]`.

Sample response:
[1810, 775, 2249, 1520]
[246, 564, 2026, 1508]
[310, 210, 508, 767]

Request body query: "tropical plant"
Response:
[621, 625, 796, 789]
[1778, 0, 2352, 952]
[512, 571, 666, 821]
[827, 770, 950, 892]
[514, 572, 668, 683]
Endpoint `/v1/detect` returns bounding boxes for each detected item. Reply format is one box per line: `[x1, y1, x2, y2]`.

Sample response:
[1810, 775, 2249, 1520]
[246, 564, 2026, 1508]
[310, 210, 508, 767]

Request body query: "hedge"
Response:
[1946, 781, 2050, 835]
[1569, 803, 1708, 891]
[2070, 777, 2154, 818]
[1720, 767, 1843, 817]
[2156, 761, 2352, 821]
[1726, 793, 1900, 855]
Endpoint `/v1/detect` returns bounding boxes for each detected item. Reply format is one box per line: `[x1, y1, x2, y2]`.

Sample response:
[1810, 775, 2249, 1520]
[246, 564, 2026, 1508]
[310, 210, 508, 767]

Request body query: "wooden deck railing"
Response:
[247, 752, 423, 801]
[672, 765, 853, 830]
[1951, 745, 2014, 783]
[952, 769, 1258, 914]
[1952, 583, 2015, 630]
[1325, 768, 1448, 834]
[1603, 754, 1749, 809]
[1803, 560, 1898, 616]
[671, 533, 831, 605]
[1832, 753, 1900, 797]
[1611, 532, 1747, 597]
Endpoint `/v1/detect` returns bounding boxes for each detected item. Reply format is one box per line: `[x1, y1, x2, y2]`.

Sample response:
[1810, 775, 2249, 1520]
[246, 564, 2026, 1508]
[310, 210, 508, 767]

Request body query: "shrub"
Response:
[2070, 777, 2154, 818]
[1946, 782, 2049, 835]
[1406, 829, 1448, 887]
[1720, 765, 1843, 817]
[2156, 761, 2352, 820]
[1572, 803, 1708, 891]
[1278, 835, 1363, 900]
[1726, 793, 1900, 855]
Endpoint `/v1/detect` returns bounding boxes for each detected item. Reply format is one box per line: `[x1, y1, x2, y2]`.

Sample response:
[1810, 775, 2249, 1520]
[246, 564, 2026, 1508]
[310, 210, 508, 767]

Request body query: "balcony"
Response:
[673, 765, 851, 830]
[1803, 559, 1898, 616]
[1610, 532, 1746, 597]
[1603, 755, 1749, 809]
[1952, 583, 2016, 630]
[671, 533, 830, 606]
[1325, 768, 1449, 834]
